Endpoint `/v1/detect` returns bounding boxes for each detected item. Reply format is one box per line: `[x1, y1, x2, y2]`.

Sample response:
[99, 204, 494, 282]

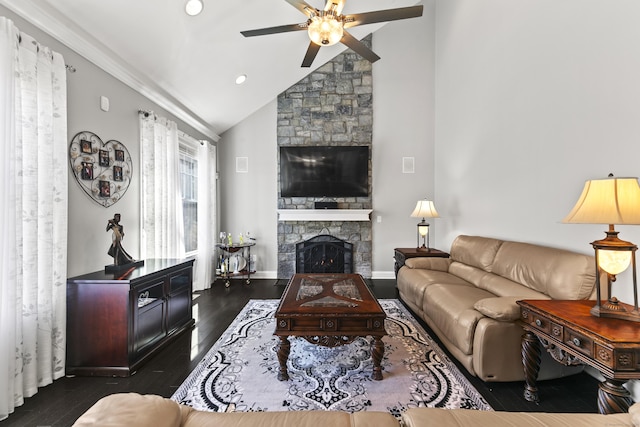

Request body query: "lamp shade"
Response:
[562, 176, 640, 225]
[411, 200, 440, 219]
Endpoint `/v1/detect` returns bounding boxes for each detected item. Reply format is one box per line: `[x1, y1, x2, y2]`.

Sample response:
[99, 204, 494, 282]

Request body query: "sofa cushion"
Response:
[473, 297, 524, 321]
[72, 393, 182, 427]
[423, 284, 496, 354]
[181, 408, 398, 427]
[397, 268, 473, 311]
[448, 262, 494, 287]
[475, 273, 551, 299]
[491, 241, 596, 300]
[401, 407, 634, 427]
[449, 235, 503, 272]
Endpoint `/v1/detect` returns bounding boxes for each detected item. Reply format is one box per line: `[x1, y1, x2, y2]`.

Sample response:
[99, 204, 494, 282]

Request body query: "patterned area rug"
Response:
[171, 299, 492, 418]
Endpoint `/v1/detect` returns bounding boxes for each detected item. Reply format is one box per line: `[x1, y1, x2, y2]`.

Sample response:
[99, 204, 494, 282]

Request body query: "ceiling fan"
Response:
[241, 0, 424, 68]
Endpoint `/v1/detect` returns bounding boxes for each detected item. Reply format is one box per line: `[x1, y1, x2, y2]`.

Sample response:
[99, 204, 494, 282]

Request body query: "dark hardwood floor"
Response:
[3, 278, 598, 426]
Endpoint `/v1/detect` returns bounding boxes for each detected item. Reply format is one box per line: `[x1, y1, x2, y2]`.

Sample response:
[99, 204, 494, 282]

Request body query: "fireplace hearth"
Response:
[296, 234, 353, 274]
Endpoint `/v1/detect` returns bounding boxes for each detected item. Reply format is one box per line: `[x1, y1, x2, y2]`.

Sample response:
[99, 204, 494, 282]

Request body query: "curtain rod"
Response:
[138, 109, 154, 118]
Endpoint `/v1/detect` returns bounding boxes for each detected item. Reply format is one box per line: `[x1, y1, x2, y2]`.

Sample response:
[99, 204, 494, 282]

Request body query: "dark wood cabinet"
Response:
[66, 258, 195, 377]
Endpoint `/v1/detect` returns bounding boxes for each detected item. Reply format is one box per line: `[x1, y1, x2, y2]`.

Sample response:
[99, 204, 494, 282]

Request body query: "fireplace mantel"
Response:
[277, 209, 372, 222]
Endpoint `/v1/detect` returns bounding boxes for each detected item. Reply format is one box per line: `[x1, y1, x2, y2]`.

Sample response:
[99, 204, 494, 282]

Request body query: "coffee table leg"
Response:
[371, 336, 384, 380]
[277, 336, 290, 381]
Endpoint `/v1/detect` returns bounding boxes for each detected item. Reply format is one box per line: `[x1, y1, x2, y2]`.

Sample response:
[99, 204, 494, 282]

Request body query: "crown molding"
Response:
[1, 0, 220, 142]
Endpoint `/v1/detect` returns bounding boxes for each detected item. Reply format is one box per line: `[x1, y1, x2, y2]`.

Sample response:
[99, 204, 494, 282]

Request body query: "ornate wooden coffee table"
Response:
[274, 273, 387, 381]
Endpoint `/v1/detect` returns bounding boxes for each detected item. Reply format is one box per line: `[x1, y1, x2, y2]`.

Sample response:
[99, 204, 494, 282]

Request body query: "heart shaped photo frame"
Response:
[68, 131, 133, 208]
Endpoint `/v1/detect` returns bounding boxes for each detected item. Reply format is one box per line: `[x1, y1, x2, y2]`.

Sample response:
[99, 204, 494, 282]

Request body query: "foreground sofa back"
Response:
[71, 393, 398, 427]
[71, 393, 640, 427]
[397, 235, 599, 381]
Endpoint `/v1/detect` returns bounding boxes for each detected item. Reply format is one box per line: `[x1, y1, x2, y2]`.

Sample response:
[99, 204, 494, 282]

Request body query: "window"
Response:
[179, 141, 198, 254]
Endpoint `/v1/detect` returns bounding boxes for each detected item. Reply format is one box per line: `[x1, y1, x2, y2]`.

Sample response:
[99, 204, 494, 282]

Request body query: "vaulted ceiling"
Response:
[1, 0, 421, 140]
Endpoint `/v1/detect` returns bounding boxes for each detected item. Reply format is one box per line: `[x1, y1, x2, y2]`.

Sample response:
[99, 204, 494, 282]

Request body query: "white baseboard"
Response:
[371, 271, 396, 280]
[248, 271, 277, 279]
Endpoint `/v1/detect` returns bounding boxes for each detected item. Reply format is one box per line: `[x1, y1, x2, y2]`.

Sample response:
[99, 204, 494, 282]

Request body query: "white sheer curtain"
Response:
[139, 112, 186, 259]
[194, 141, 216, 290]
[0, 18, 68, 421]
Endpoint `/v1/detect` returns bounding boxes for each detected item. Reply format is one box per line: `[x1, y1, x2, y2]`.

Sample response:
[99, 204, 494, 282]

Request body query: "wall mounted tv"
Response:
[280, 146, 370, 198]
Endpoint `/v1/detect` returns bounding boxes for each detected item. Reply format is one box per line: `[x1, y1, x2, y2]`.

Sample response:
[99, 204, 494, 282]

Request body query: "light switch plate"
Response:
[100, 96, 109, 112]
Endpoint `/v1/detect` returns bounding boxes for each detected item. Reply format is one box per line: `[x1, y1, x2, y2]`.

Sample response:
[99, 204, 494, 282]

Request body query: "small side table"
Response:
[518, 299, 640, 414]
[394, 247, 449, 277]
[215, 241, 256, 288]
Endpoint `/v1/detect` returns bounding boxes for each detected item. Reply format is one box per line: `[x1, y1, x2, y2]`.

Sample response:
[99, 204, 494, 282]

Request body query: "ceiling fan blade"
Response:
[324, 0, 346, 15]
[301, 42, 321, 68]
[343, 5, 423, 28]
[285, 0, 317, 17]
[340, 31, 381, 63]
[241, 22, 308, 37]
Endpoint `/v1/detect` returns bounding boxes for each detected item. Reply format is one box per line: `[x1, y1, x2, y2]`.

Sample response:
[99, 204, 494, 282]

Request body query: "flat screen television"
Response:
[280, 146, 369, 198]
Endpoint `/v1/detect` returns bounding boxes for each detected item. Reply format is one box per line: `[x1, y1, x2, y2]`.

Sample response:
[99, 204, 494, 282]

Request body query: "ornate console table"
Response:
[518, 299, 640, 414]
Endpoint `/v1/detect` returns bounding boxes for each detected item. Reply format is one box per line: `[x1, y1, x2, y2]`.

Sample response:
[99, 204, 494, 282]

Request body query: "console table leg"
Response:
[597, 379, 633, 414]
[371, 337, 384, 381]
[276, 336, 290, 381]
[522, 331, 542, 404]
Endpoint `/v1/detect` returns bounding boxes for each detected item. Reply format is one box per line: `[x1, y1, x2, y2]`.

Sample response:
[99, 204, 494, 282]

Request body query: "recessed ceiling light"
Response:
[185, 0, 204, 16]
[235, 74, 247, 85]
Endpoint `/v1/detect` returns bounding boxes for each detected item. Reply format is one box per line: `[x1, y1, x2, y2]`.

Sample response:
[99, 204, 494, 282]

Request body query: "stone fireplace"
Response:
[276, 35, 373, 279]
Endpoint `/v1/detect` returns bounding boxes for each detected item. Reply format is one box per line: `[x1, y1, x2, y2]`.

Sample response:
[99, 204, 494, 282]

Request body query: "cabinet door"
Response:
[167, 267, 193, 333]
[134, 279, 166, 355]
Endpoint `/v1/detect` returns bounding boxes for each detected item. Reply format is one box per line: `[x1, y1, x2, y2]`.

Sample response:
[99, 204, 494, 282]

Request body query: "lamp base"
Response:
[591, 298, 640, 322]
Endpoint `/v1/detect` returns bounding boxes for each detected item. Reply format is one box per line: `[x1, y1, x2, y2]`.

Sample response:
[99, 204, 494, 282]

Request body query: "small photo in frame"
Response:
[99, 180, 110, 198]
[113, 165, 123, 182]
[80, 139, 92, 154]
[115, 149, 125, 162]
[99, 149, 110, 167]
[81, 162, 93, 180]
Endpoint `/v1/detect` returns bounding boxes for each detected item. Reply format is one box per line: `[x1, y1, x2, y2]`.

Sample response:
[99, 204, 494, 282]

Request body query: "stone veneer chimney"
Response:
[277, 35, 373, 279]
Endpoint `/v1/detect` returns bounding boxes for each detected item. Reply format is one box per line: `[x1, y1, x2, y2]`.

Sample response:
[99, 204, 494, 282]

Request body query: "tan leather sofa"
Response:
[396, 235, 600, 382]
[72, 393, 640, 426]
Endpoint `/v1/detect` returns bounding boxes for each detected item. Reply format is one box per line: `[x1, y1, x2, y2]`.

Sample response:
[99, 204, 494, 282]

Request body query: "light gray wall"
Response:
[434, 0, 640, 399]
[372, 1, 436, 277]
[435, 0, 640, 304]
[0, 6, 210, 278]
[218, 101, 278, 278]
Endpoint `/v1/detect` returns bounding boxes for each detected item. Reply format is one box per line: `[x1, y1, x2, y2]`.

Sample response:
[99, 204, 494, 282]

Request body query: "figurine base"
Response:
[105, 260, 144, 273]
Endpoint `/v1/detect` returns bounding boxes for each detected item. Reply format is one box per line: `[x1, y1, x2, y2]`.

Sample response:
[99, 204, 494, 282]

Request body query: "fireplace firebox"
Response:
[296, 234, 353, 274]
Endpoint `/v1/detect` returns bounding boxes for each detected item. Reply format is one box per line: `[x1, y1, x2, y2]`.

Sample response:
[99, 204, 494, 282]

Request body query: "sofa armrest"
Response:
[404, 257, 451, 271]
[473, 297, 524, 322]
[72, 393, 182, 427]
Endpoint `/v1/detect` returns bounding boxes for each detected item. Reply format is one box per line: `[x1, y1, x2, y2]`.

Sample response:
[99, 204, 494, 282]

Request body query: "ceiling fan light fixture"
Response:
[185, 0, 204, 16]
[307, 12, 343, 46]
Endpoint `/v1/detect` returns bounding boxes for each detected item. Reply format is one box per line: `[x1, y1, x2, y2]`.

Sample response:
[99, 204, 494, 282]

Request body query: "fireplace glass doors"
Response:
[295, 234, 353, 274]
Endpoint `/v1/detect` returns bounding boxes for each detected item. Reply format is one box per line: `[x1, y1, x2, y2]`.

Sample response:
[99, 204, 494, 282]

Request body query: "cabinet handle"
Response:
[572, 337, 581, 347]
[535, 319, 542, 327]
